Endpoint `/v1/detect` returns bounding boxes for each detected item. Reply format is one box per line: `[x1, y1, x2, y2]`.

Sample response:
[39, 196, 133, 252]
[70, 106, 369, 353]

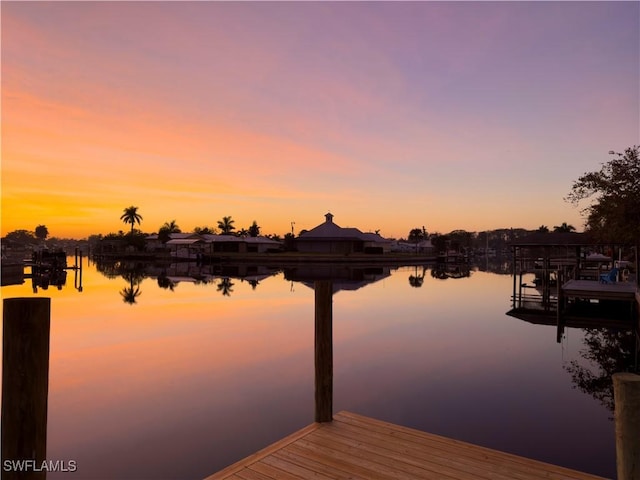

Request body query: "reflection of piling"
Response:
[2, 298, 51, 480]
[556, 268, 565, 343]
[613, 372, 640, 480]
[314, 281, 333, 423]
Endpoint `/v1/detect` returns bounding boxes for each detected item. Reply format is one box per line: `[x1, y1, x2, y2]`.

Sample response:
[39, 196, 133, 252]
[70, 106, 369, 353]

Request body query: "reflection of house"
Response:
[390, 240, 434, 255]
[295, 213, 390, 254]
[284, 265, 391, 293]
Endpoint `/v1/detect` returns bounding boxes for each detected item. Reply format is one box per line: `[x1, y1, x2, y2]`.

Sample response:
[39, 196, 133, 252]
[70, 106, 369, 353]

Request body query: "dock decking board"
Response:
[562, 279, 637, 301]
[204, 411, 607, 480]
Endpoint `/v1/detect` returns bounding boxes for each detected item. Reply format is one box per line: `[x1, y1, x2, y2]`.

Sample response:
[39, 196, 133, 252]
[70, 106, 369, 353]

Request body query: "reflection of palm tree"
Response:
[565, 328, 638, 413]
[216, 278, 235, 296]
[120, 268, 144, 304]
[120, 285, 141, 304]
[409, 265, 426, 287]
[120, 206, 143, 234]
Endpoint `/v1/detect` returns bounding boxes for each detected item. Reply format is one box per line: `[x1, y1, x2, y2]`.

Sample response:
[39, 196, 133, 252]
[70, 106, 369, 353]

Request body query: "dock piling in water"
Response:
[613, 372, 640, 480]
[1, 297, 51, 480]
[314, 280, 333, 423]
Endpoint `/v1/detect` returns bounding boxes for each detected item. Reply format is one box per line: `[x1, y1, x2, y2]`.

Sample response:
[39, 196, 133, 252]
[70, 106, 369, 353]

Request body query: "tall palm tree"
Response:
[217, 216, 235, 235]
[120, 206, 142, 234]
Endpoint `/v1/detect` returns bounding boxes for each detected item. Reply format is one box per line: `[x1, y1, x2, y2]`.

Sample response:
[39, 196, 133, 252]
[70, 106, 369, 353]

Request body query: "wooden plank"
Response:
[205, 411, 608, 480]
[280, 443, 371, 480]
[334, 412, 606, 480]
[203, 423, 321, 480]
[562, 280, 636, 301]
[234, 469, 274, 480]
[320, 420, 528, 480]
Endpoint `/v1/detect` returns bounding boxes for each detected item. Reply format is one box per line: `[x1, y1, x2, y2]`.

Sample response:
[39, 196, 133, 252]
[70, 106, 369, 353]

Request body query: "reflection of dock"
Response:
[205, 411, 605, 480]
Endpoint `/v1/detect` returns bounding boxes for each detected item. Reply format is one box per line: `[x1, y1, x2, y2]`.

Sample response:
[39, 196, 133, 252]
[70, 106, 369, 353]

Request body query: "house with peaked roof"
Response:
[294, 213, 391, 254]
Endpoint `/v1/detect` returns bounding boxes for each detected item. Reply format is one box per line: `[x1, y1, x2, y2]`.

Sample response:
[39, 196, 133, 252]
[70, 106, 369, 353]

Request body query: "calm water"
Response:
[1, 258, 632, 479]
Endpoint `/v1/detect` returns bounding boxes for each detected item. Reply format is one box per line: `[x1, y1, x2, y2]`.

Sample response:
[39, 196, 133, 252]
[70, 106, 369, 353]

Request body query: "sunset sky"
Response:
[2, 1, 638, 239]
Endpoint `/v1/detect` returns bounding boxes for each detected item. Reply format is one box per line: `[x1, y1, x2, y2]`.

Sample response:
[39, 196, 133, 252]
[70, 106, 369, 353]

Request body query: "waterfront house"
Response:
[294, 213, 390, 254]
[200, 234, 282, 254]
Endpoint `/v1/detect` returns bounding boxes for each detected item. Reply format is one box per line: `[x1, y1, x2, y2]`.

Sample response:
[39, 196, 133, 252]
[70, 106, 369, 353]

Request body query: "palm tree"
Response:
[248, 221, 260, 237]
[537, 225, 550, 233]
[553, 222, 576, 233]
[120, 206, 142, 234]
[217, 216, 235, 235]
[408, 228, 425, 254]
[159, 220, 181, 243]
[161, 220, 181, 233]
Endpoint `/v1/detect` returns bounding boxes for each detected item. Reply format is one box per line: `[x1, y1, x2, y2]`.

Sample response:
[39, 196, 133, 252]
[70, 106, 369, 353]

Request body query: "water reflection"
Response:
[565, 328, 639, 413]
[1, 259, 634, 479]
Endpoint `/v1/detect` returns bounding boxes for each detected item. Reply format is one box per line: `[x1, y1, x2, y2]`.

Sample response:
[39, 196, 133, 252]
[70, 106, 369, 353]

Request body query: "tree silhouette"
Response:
[248, 221, 260, 237]
[194, 226, 215, 235]
[567, 146, 640, 244]
[120, 269, 144, 304]
[35, 225, 49, 241]
[537, 225, 550, 233]
[120, 285, 141, 304]
[217, 216, 235, 235]
[564, 328, 638, 414]
[120, 206, 142, 234]
[553, 222, 576, 233]
[157, 274, 176, 291]
[159, 219, 181, 243]
[408, 265, 426, 287]
[216, 277, 235, 296]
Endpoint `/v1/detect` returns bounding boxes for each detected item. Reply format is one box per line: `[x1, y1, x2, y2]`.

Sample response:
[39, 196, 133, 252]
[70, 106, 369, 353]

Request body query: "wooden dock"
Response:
[204, 411, 607, 480]
[562, 279, 637, 301]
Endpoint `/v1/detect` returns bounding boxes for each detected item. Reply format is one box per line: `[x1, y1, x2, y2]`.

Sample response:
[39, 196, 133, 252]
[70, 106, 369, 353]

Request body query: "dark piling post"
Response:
[556, 268, 564, 343]
[613, 372, 640, 480]
[314, 281, 333, 423]
[2, 297, 51, 480]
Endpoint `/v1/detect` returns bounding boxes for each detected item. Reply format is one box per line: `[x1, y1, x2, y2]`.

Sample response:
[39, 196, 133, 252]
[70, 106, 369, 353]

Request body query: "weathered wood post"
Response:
[613, 372, 640, 480]
[2, 297, 51, 480]
[314, 281, 333, 423]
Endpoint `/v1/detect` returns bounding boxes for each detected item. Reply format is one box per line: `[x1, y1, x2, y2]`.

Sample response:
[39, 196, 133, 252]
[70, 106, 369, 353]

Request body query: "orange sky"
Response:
[2, 2, 638, 239]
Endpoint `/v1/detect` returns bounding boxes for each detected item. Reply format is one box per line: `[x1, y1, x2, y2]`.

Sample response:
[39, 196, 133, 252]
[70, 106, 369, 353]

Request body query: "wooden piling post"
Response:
[314, 281, 333, 423]
[613, 373, 640, 480]
[2, 297, 51, 480]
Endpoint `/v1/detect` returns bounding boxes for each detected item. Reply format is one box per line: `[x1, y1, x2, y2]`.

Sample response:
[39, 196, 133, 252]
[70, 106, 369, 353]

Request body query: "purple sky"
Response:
[2, 1, 638, 238]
